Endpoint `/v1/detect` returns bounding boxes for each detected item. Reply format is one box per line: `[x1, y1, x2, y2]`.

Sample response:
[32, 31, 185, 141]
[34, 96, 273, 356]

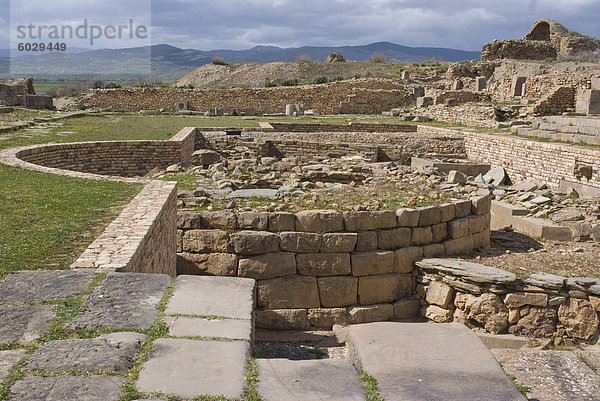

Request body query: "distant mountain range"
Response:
[0, 42, 480, 81]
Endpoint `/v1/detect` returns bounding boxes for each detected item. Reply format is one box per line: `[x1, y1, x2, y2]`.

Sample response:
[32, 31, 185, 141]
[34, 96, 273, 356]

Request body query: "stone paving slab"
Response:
[0, 350, 27, 381]
[136, 338, 250, 399]
[26, 332, 146, 374]
[0, 305, 55, 344]
[257, 358, 365, 401]
[494, 349, 600, 401]
[8, 376, 123, 401]
[347, 322, 526, 401]
[68, 273, 170, 330]
[165, 275, 255, 319]
[166, 316, 252, 341]
[0, 270, 96, 302]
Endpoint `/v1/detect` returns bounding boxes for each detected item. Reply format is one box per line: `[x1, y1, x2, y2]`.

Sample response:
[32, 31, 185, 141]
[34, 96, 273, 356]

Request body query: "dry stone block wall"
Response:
[417, 259, 600, 341]
[176, 196, 492, 330]
[16, 127, 196, 177]
[84, 79, 415, 115]
[72, 181, 178, 276]
[462, 130, 600, 189]
[199, 128, 466, 164]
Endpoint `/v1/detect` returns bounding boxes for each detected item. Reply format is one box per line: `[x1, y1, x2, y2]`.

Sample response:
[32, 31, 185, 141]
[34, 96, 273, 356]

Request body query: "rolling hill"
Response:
[0, 42, 480, 82]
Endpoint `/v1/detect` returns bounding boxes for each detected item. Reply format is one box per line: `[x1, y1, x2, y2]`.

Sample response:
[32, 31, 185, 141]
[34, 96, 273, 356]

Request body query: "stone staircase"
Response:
[512, 115, 600, 145]
[4, 269, 590, 401]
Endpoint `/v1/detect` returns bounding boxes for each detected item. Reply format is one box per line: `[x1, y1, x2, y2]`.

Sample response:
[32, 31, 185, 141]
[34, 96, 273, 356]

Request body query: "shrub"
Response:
[312, 76, 329, 85]
[281, 78, 299, 86]
[295, 53, 312, 63]
[264, 79, 278, 88]
[177, 84, 195, 89]
[369, 52, 387, 63]
[91, 79, 105, 89]
[211, 57, 228, 65]
[104, 82, 122, 89]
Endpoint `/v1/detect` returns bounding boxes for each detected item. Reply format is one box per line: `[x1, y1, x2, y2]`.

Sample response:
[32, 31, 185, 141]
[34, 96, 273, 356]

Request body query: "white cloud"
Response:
[4, 0, 600, 51]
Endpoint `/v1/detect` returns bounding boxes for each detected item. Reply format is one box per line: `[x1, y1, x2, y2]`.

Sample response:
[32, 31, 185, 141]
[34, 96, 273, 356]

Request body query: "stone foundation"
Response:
[176, 197, 492, 330]
[417, 258, 600, 342]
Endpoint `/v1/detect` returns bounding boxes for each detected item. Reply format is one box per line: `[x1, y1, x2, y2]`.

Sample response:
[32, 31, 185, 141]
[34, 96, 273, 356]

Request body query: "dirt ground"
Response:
[465, 229, 600, 279]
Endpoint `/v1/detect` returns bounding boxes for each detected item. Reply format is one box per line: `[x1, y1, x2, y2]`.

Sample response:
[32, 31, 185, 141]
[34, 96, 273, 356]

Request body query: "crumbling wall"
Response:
[530, 86, 576, 115]
[84, 79, 414, 115]
[481, 39, 557, 62]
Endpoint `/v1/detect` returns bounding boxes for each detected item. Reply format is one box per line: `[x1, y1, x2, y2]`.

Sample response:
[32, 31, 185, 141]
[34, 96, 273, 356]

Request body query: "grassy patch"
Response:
[506, 373, 531, 396]
[117, 279, 175, 401]
[158, 172, 198, 190]
[358, 370, 384, 401]
[242, 359, 261, 401]
[0, 165, 142, 274]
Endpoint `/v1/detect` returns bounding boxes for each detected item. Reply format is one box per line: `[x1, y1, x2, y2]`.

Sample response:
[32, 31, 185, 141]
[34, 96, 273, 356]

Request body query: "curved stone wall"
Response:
[176, 196, 492, 330]
[14, 127, 196, 178]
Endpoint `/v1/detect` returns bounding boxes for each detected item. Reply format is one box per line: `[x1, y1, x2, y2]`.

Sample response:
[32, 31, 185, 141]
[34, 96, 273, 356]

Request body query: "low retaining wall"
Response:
[463, 131, 600, 189]
[84, 79, 415, 115]
[0, 129, 192, 277]
[71, 181, 178, 276]
[417, 258, 600, 342]
[418, 125, 600, 190]
[199, 128, 466, 164]
[176, 196, 492, 330]
[16, 127, 196, 177]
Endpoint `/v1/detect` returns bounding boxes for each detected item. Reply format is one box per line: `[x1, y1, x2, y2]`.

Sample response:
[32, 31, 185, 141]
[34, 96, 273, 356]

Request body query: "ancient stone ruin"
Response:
[482, 18, 600, 61]
[0, 78, 53, 110]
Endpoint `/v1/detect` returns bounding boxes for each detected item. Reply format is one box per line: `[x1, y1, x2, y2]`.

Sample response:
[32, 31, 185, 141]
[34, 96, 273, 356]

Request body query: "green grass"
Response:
[358, 370, 384, 401]
[506, 374, 531, 396]
[0, 164, 142, 274]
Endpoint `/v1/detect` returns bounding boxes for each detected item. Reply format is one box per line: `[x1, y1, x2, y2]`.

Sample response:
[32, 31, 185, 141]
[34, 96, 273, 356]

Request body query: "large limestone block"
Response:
[418, 206, 442, 226]
[257, 275, 320, 309]
[317, 276, 358, 307]
[412, 226, 433, 246]
[268, 212, 296, 232]
[177, 253, 238, 276]
[448, 218, 469, 239]
[393, 246, 423, 273]
[377, 228, 412, 250]
[504, 293, 548, 309]
[321, 233, 357, 253]
[356, 231, 377, 251]
[347, 304, 393, 324]
[183, 229, 230, 253]
[344, 211, 397, 231]
[255, 309, 311, 330]
[396, 208, 420, 227]
[238, 252, 296, 279]
[296, 253, 351, 276]
[296, 210, 344, 232]
[237, 212, 269, 230]
[558, 298, 599, 340]
[358, 274, 412, 305]
[426, 281, 455, 308]
[351, 251, 394, 276]
[230, 230, 279, 255]
[279, 232, 323, 253]
[307, 308, 347, 328]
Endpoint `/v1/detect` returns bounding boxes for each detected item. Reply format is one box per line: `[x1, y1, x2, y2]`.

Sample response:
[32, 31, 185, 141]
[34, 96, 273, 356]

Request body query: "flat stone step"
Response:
[494, 348, 600, 401]
[8, 376, 123, 401]
[68, 272, 171, 330]
[136, 338, 250, 399]
[165, 275, 255, 340]
[347, 322, 526, 401]
[257, 358, 365, 401]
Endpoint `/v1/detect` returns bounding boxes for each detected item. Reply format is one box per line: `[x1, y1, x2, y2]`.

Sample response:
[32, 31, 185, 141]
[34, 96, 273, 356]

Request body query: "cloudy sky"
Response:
[2, 0, 600, 51]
